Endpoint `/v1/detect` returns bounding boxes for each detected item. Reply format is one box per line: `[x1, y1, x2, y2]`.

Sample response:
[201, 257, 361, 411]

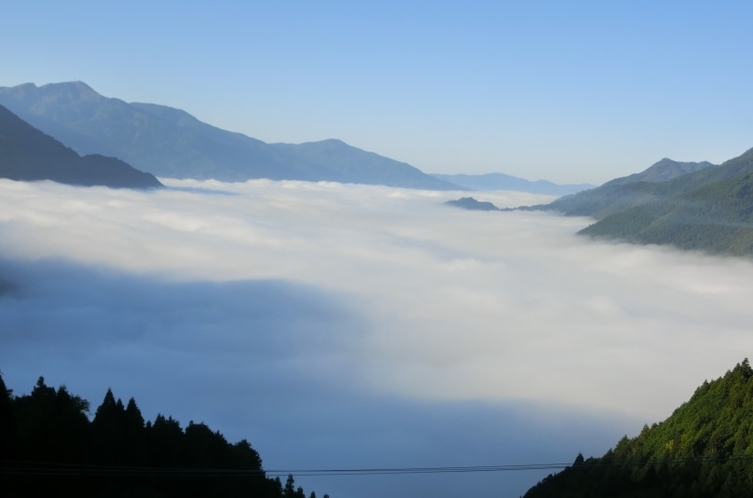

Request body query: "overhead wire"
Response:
[2, 454, 753, 478]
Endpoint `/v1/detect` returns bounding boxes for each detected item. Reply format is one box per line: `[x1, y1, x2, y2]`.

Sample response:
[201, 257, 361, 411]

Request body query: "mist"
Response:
[2, 178, 753, 497]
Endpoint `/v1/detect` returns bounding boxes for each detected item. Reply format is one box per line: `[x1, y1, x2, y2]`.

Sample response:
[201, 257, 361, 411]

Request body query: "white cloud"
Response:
[2, 178, 753, 496]
[2, 178, 752, 419]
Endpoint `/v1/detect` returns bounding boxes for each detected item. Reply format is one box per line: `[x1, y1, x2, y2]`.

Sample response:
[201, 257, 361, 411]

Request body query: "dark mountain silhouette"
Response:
[0, 104, 161, 189]
[0, 81, 461, 190]
[432, 172, 593, 195]
[523, 360, 753, 497]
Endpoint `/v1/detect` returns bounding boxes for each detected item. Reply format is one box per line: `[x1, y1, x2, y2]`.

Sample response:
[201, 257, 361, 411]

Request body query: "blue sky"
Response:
[4, 1, 753, 183]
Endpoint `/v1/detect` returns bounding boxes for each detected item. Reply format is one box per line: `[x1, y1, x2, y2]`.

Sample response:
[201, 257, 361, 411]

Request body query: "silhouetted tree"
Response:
[122, 397, 146, 465]
[91, 388, 126, 464]
[2, 375, 327, 498]
[284, 474, 297, 498]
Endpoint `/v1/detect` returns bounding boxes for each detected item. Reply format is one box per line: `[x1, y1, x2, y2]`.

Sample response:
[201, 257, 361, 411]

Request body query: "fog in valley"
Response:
[2, 178, 753, 497]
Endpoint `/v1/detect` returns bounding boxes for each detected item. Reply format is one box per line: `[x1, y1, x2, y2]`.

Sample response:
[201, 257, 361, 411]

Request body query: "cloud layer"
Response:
[2, 178, 753, 496]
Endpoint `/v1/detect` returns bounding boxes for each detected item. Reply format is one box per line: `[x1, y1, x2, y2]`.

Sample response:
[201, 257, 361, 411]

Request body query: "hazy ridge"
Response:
[0, 82, 461, 190]
[432, 172, 593, 195]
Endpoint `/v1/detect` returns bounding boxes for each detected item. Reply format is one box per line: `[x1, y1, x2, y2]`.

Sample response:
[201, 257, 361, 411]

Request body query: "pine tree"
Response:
[91, 388, 127, 464]
[122, 397, 146, 465]
[284, 474, 297, 498]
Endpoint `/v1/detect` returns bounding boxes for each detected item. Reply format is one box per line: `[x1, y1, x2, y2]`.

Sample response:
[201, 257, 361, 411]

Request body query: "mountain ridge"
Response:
[517, 150, 753, 256]
[540, 158, 717, 219]
[606, 158, 714, 186]
[0, 82, 461, 190]
[431, 172, 593, 195]
[575, 148, 753, 255]
[0, 103, 161, 189]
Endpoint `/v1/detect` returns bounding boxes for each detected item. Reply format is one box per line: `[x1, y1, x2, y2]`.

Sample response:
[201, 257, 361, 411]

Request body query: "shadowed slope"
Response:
[0, 104, 161, 189]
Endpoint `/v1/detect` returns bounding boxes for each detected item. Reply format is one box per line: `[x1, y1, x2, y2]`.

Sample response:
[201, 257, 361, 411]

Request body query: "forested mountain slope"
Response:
[528, 148, 753, 256]
[577, 148, 753, 255]
[542, 158, 715, 220]
[523, 360, 753, 498]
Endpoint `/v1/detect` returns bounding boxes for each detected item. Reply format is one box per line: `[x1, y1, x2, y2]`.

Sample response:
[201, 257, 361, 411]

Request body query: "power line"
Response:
[0, 462, 570, 478]
[3, 455, 753, 478]
[265, 463, 573, 477]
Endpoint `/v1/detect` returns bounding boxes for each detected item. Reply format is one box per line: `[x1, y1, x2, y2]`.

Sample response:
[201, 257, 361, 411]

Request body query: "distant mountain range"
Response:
[432, 172, 593, 195]
[0, 81, 461, 190]
[0, 104, 161, 189]
[527, 152, 753, 256]
[524, 359, 753, 497]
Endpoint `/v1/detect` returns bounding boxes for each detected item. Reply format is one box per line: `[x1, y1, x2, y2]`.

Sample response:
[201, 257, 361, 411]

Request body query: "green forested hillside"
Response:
[578, 149, 753, 255]
[523, 360, 753, 498]
[535, 148, 753, 256]
[541, 158, 715, 219]
[0, 374, 325, 498]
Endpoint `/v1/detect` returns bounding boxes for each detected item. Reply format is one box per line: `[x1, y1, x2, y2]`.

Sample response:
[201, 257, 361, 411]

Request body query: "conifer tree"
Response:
[284, 474, 297, 498]
[91, 388, 127, 464]
[0, 372, 17, 459]
[2, 375, 328, 498]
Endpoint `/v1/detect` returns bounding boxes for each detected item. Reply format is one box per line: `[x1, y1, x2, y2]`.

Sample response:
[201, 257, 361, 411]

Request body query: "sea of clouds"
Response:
[2, 178, 753, 497]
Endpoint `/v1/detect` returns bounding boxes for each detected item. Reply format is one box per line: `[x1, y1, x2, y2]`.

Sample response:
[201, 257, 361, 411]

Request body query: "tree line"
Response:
[0, 373, 327, 498]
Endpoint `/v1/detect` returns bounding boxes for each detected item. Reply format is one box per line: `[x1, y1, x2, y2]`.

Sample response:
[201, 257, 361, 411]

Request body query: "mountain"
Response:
[269, 138, 465, 189]
[540, 158, 716, 219]
[0, 104, 161, 189]
[523, 151, 753, 256]
[445, 197, 502, 211]
[575, 149, 753, 255]
[431, 172, 593, 195]
[0, 81, 461, 190]
[607, 158, 714, 186]
[523, 360, 753, 497]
